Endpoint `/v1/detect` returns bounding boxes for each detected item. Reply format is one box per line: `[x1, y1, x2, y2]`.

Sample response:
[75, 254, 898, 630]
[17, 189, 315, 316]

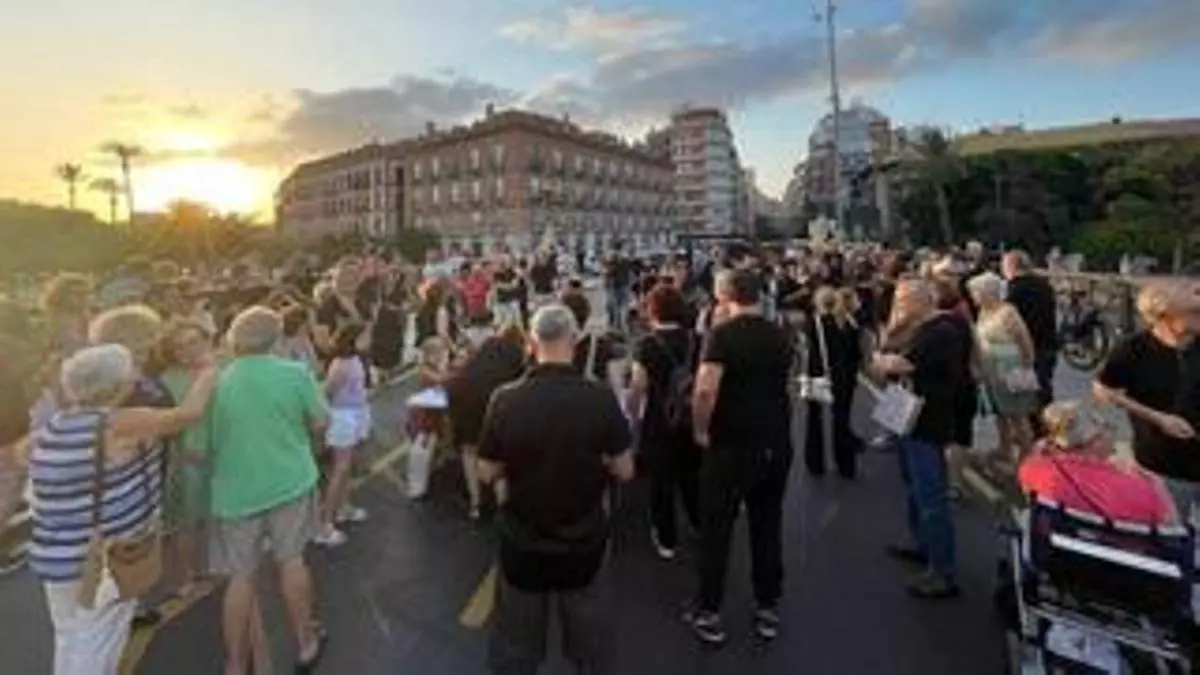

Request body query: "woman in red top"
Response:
[1019, 402, 1178, 525]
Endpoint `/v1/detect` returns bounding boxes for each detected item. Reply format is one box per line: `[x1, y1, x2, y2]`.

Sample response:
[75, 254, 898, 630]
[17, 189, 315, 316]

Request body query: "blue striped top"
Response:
[28, 408, 163, 582]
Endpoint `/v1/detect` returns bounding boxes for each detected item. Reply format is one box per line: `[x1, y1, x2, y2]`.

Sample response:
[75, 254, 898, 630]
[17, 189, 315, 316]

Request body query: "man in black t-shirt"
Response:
[1095, 282, 1200, 514]
[873, 279, 968, 600]
[603, 253, 633, 333]
[1003, 250, 1058, 432]
[478, 304, 633, 675]
[688, 269, 794, 646]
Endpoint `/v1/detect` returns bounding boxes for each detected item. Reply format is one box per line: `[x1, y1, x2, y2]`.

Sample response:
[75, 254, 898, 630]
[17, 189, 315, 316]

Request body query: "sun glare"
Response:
[138, 159, 273, 216]
[150, 129, 223, 153]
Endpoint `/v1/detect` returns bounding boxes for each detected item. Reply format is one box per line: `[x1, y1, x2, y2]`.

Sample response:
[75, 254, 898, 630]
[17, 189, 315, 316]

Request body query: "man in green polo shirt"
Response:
[208, 306, 329, 675]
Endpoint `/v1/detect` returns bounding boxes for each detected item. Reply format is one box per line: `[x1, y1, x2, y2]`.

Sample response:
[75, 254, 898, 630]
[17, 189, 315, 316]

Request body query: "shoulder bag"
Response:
[583, 331, 599, 382]
[77, 412, 163, 609]
[798, 317, 834, 405]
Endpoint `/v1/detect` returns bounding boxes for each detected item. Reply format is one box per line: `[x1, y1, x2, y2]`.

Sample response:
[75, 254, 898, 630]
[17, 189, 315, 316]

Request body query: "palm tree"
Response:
[54, 163, 85, 210]
[912, 129, 960, 246]
[101, 141, 143, 226]
[89, 177, 121, 225]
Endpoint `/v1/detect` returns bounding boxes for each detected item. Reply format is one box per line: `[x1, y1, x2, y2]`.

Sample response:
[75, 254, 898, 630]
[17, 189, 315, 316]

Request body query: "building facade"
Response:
[805, 103, 894, 209]
[276, 144, 406, 240]
[404, 107, 675, 255]
[669, 106, 744, 235]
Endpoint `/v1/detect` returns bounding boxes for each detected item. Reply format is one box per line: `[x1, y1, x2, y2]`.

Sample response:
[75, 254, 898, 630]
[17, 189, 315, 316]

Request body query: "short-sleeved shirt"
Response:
[633, 327, 694, 446]
[478, 364, 632, 592]
[902, 313, 971, 445]
[1097, 332, 1200, 481]
[160, 368, 209, 454]
[1018, 450, 1174, 525]
[207, 355, 329, 519]
[700, 314, 794, 449]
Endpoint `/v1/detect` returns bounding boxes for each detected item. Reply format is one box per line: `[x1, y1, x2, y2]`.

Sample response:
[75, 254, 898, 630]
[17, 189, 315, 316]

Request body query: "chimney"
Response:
[562, 111, 571, 124]
[485, 103, 495, 118]
[425, 121, 436, 135]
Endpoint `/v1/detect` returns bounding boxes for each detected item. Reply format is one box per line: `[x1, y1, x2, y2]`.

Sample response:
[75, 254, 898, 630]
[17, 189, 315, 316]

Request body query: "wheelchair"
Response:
[998, 496, 1196, 674]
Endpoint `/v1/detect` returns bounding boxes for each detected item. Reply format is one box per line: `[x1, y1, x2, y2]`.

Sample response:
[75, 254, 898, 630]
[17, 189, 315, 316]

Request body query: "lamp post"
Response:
[815, 0, 844, 235]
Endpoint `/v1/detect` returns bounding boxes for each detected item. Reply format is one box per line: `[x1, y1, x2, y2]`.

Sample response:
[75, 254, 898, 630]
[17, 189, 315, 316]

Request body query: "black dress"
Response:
[804, 315, 864, 479]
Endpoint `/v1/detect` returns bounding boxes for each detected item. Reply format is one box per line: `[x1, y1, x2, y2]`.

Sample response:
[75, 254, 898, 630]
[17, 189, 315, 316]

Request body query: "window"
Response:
[432, 156, 441, 176]
[470, 147, 481, 169]
[574, 155, 584, 172]
[432, 185, 441, 204]
[530, 176, 541, 193]
[492, 143, 505, 165]
[413, 188, 424, 204]
[415, 215, 425, 229]
[592, 157, 601, 174]
[553, 149, 563, 169]
[472, 211, 482, 224]
[495, 177, 506, 199]
[472, 180, 482, 201]
[450, 183, 461, 204]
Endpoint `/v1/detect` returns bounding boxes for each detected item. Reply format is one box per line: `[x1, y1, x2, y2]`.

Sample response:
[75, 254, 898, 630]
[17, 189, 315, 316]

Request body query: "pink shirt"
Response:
[1018, 450, 1175, 525]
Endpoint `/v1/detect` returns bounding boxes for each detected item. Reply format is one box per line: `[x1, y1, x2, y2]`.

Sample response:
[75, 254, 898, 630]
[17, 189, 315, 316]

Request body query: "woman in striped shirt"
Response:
[29, 344, 216, 675]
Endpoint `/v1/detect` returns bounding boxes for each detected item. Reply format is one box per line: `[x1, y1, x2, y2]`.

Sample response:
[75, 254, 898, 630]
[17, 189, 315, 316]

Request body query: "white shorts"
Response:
[326, 406, 372, 450]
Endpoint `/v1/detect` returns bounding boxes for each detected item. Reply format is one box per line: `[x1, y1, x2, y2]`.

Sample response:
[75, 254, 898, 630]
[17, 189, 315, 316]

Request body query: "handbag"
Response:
[798, 318, 834, 405]
[849, 373, 925, 440]
[1003, 366, 1039, 393]
[77, 412, 163, 609]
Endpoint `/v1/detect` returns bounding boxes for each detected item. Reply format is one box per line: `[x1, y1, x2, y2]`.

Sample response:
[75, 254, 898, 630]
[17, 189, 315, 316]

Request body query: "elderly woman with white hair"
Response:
[967, 271, 1039, 464]
[206, 306, 330, 674]
[1095, 281, 1200, 519]
[27, 344, 216, 675]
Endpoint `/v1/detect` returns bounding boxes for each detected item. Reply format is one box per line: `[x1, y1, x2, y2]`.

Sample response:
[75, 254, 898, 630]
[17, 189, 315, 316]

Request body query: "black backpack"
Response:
[654, 332, 695, 431]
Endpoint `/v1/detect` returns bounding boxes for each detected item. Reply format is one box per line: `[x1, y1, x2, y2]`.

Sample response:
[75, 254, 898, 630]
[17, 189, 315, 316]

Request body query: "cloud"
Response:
[1028, 0, 1200, 65]
[500, 6, 685, 55]
[167, 103, 209, 120]
[101, 90, 148, 108]
[225, 74, 518, 165]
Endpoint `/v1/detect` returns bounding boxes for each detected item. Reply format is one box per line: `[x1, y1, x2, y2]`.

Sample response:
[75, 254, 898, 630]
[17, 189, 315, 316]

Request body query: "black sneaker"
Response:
[683, 607, 728, 646]
[906, 571, 961, 600]
[753, 606, 780, 642]
[885, 543, 928, 566]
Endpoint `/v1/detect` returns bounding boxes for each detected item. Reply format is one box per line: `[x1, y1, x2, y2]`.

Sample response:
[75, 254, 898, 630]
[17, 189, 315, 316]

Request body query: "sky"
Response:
[2, 0, 1199, 221]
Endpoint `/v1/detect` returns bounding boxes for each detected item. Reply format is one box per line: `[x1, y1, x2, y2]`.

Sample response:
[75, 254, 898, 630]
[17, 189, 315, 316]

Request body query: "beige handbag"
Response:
[77, 414, 163, 609]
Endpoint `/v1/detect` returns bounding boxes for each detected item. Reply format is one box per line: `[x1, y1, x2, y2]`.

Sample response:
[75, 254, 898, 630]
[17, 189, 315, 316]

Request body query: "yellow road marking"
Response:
[458, 565, 497, 629]
[122, 433, 413, 673]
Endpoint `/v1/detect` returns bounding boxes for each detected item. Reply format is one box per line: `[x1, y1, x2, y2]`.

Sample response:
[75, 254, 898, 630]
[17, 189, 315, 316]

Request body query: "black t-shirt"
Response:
[701, 314, 794, 448]
[605, 258, 632, 291]
[902, 313, 971, 445]
[1098, 332, 1200, 480]
[634, 327, 695, 445]
[572, 332, 622, 382]
[1006, 274, 1058, 352]
[493, 268, 521, 304]
[478, 364, 632, 591]
[529, 261, 556, 295]
[315, 293, 369, 337]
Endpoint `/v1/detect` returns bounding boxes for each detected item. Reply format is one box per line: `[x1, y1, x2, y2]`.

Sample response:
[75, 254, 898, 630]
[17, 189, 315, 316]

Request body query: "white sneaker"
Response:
[313, 526, 348, 548]
[337, 506, 368, 524]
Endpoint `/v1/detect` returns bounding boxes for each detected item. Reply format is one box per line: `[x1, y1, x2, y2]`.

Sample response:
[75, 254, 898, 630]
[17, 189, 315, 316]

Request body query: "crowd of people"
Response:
[1, 235, 1198, 674]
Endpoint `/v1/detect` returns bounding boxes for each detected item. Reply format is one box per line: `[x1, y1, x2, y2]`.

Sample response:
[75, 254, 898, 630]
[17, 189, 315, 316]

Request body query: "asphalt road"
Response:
[0, 291, 1118, 674]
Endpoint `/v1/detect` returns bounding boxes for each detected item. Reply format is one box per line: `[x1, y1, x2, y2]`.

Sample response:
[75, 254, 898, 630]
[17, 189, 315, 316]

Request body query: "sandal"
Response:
[295, 625, 328, 674]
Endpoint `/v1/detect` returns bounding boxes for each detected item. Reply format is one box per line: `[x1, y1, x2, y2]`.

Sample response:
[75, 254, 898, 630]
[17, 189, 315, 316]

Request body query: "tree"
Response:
[54, 163, 85, 210]
[89, 177, 121, 225]
[911, 128, 960, 245]
[101, 141, 143, 227]
[1101, 141, 1200, 271]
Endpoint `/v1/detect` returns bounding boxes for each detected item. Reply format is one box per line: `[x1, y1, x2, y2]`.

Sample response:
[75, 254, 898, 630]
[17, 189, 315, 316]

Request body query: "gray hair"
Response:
[966, 272, 1006, 303]
[529, 304, 579, 345]
[61, 343, 135, 404]
[228, 306, 284, 355]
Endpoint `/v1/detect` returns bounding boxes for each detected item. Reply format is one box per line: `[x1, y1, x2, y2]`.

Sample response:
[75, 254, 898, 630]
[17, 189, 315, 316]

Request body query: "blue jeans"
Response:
[898, 438, 957, 583]
[605, 288, 629, 332]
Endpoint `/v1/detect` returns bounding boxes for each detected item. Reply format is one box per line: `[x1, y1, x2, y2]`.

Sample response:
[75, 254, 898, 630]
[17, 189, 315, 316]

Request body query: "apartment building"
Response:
[278, 106, 676, 255]
[276, 144, 406, 240]
[804, 102, 894, 209]
[669, 106, 744, 234]
[405, 106, 675, 255]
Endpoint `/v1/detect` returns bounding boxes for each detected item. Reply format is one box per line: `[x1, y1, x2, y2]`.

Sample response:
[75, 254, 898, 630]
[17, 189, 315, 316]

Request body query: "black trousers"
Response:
[645, 433, 701, 549]
[696, 444, 792, 612]
[1030, 350, 1057, 436]
[804, 398, 860, 479]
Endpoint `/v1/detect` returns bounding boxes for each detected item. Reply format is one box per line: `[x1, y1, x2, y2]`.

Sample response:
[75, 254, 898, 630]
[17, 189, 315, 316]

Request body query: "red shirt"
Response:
[1018, 448, 1175, 525]
[459, 274, 491, 317]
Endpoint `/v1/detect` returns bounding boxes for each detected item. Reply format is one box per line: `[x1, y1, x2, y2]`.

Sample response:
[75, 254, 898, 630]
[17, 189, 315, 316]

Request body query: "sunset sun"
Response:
[138, 157, 274, 216]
